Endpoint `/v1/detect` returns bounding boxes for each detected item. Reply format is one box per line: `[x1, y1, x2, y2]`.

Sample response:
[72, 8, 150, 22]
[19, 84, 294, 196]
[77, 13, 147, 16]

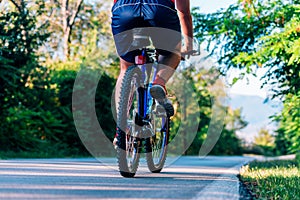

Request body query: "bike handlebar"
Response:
[180, 38, 201, 60]
[181, 50, 199, 60]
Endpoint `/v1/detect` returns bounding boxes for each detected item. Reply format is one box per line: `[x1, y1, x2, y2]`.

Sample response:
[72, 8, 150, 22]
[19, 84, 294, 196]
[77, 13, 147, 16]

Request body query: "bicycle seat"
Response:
[132, 29, 151, 48]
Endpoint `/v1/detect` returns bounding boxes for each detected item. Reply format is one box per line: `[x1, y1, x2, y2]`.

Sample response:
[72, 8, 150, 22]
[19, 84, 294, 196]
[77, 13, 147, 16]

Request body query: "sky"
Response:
[191, 0, 236, 13]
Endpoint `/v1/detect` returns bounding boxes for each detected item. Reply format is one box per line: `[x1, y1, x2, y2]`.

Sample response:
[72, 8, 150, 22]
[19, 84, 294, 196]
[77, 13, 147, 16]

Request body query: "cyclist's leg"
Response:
[149, 51, 180, 100]
[142, 0, 181, 89]
[112, 1, 142, 145]
[111, 0, 144, 112]
[142, 0, 181, 115]
[155, 49, 181, 87]
[115, 59, 133, 114]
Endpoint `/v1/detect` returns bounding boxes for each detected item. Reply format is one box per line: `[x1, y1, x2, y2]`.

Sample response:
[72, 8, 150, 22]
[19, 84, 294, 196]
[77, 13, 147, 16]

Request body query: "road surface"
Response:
[0, 156, 255, 200]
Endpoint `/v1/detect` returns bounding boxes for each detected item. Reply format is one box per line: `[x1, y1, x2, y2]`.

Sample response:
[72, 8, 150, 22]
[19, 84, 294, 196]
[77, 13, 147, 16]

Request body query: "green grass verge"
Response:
[240, 159, 300, 199]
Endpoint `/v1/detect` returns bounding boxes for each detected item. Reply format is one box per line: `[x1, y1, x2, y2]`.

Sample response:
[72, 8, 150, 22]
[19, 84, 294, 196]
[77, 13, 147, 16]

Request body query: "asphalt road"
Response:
[0, 156, 255, 200]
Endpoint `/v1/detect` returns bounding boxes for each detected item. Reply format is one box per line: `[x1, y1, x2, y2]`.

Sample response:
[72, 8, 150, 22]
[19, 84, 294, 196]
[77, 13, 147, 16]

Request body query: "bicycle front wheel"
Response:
[145, 104, 170, 173]
[117, 66, 142, 178]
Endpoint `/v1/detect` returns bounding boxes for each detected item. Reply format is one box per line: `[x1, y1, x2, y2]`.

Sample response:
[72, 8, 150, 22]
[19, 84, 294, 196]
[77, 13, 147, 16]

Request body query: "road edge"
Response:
[193, 157, 255, 200]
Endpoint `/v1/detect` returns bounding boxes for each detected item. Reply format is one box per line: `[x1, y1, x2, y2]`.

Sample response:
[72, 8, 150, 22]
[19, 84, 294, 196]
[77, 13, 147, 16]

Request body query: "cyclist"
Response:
[112, 0, 193, 116]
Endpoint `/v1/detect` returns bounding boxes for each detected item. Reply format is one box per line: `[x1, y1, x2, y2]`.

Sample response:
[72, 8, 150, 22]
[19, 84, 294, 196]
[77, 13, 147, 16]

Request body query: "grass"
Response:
[240, 159, 300, 200]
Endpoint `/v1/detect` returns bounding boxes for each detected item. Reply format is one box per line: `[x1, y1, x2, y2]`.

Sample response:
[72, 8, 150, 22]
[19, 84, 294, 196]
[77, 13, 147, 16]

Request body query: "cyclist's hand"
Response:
[181, 38, 200, 60]
[181, 50, 197, 60]
[181, 38, 193, 60]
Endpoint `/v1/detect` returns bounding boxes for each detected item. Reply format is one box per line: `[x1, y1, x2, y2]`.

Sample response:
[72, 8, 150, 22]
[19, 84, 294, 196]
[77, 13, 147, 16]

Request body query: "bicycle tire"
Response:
[117, 66, 142, 178]
[145, 107, 170, 173]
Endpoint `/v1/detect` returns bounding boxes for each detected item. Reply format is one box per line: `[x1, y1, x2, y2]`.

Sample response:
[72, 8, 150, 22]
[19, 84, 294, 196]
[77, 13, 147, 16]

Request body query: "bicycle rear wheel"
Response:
[117, 66, 142, 178]
[145, 104, 170, 173]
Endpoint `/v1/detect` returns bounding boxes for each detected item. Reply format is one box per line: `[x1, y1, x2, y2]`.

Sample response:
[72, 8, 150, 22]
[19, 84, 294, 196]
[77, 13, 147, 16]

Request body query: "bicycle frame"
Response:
[135, 48, 166, 129]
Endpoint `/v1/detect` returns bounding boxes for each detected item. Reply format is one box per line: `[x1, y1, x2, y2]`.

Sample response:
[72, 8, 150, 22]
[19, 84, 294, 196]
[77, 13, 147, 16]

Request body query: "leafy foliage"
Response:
[193, 0, 300, 97]
[0, 2, 49, 109]
[253, 128, 275, 156]
[0, 0, 254, 157]
[170, 66, 246, 155]
[0, 0, 116, 157]
[274, 92, 300, 154]
[0, 1, 56, 153]
[193, 0, 300, 155]
[2, 105, 64, 152]
[40, 0, 112, 60]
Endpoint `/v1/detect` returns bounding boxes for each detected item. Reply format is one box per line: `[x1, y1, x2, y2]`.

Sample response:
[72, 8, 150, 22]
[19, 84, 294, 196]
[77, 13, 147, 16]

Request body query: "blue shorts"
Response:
[111, 0, 181, 63]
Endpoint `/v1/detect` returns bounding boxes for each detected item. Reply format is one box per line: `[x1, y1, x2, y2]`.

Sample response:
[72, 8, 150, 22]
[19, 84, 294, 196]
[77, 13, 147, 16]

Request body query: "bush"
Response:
[1, 106, 63, 152]
[296, 152, 300, 165]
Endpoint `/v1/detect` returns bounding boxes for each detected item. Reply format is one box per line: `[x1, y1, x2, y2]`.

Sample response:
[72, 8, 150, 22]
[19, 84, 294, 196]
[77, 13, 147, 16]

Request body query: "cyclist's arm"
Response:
[176, 0, 193, 53]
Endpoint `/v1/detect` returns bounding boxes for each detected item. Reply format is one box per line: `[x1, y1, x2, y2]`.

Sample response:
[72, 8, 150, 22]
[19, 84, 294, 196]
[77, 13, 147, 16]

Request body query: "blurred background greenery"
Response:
[0, 0, 298, 158]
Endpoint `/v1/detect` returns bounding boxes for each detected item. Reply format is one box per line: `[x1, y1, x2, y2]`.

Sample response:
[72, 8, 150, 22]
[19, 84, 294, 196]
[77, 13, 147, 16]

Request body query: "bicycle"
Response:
[116, 32, 199, 178]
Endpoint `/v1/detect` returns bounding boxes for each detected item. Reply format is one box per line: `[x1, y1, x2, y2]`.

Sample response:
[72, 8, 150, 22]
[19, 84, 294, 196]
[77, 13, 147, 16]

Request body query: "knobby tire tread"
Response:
[117, 66, 142, 178]
[145, 117, 170, 173]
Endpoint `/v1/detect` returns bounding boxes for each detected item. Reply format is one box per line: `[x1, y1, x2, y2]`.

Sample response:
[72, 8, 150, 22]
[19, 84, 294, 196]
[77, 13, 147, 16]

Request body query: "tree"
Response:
[0, 0, 49, 110]
[60, 0, 83, 59]
[0, 0, 117, 157]
[41, 0, 112, 60]
[170, 65, 246, 155]
[192, 0, 300, 98]
[253, 127, 275, 156]
[0, 0, 62, 153]
[192, 0, 300, 155]
[254, 128, 275, 147]
[209, 107, 247, 155]
[274, 92, 300, 154]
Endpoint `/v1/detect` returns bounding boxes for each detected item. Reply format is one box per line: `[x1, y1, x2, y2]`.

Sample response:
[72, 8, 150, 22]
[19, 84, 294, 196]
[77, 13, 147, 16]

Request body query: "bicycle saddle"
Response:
[132, 29, 151, 48]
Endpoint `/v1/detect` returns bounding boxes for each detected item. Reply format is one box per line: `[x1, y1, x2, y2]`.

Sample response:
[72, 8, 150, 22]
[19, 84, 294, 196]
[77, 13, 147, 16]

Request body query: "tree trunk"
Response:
[60, 0, 83, 60]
